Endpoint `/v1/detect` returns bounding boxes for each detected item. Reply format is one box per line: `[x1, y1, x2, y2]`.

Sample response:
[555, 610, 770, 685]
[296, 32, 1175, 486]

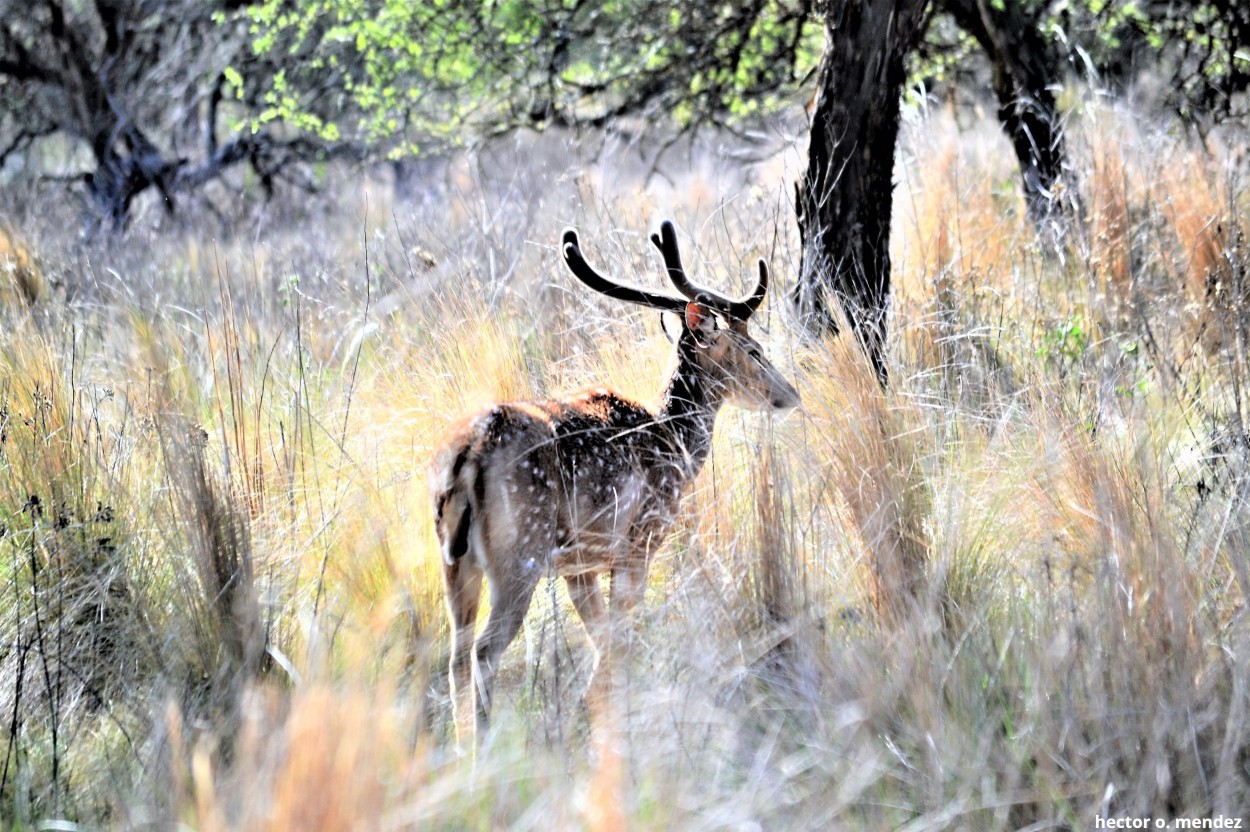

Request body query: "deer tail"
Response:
[432, 442, 475, 567]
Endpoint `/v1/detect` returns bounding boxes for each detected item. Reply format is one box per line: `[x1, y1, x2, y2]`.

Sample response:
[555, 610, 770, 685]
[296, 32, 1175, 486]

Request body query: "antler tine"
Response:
[650, 220, 701, 301]
[744, 259, 768, 316]
[649, 220, 768, 321]
[562, 228, 688, 314]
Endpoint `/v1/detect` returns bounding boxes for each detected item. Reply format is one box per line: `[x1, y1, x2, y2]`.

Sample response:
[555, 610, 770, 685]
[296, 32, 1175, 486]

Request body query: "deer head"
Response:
[561, 220, 800, 413]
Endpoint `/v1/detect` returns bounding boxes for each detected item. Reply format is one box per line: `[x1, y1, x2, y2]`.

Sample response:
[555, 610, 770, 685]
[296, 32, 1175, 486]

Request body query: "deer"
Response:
[430, 220, 800, 745]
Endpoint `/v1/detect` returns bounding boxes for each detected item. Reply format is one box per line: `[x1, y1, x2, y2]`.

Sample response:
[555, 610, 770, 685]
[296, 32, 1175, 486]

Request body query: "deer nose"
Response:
[771, 384, 801, 410]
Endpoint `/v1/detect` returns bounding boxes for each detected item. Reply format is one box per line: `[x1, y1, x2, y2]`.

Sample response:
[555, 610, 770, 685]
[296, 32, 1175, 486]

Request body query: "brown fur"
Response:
[430, 226, 800, 746]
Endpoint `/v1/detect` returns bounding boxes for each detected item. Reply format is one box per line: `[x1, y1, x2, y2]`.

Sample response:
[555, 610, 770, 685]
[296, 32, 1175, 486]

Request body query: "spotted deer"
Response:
[430, 220, 800, 744]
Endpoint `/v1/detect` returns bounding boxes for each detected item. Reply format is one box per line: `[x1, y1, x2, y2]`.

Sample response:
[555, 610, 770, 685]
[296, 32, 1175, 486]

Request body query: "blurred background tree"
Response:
[210, 0, 1250, 382]
[1, 0, 1246, 376]
[227, 0, 929, 383]
[0, 0, 363, 232]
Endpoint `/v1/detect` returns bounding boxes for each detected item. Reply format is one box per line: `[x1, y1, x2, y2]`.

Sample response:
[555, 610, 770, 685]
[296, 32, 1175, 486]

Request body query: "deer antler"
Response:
[561, 228, 689, 314]
[650, 220, 767, 321]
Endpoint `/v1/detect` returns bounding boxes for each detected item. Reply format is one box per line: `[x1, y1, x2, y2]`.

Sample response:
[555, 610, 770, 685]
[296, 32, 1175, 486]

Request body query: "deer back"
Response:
[431, 387, 690, 580]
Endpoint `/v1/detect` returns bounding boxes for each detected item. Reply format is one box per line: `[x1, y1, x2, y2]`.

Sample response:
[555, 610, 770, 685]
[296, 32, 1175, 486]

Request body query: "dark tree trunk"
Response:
[2, 1, 354, 235]
[85, 124, 181, 232]
[794, 0, 930, 387]
[21, 0, 174, 232]
[940, 0, 1071, 224]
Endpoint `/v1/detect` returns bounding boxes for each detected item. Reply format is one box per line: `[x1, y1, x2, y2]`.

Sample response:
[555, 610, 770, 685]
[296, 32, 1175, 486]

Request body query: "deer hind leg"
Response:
[565, 571, 609, 714]
[443, 555, 483, 748]
[567, 564, 647, 729]
[471, 563, 542, 739]
[604, 563, 647, 686]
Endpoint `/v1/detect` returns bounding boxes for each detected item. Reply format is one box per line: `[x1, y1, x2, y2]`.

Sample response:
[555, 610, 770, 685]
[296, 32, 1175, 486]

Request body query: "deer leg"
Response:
[609, 563, 646, 616]
[565, 572, 608, 713]
[607, 563, 646, 647]
[471, 568, 541, 739]
[592, 563, 646, 719]
[442, 555, 483, 748]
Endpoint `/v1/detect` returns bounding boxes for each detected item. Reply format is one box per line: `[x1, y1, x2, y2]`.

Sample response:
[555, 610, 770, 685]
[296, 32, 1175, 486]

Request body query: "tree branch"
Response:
[0, 19, 60, 85]
[205, 71, 224, 159]
[0, 126, 55, 166]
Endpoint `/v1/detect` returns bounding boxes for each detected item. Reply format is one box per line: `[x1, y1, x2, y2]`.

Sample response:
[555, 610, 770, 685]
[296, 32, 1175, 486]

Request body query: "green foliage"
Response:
[232, 0, 496, 146]
[217, 0, 1248, 158]
[1043, 0, 1248, 122]
[223, 0, 820, 154]
[1037, 315, 1088, 371]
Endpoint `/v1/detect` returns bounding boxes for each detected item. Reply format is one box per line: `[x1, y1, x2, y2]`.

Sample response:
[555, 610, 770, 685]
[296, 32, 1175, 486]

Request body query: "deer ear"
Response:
[685, 302, 715, 344]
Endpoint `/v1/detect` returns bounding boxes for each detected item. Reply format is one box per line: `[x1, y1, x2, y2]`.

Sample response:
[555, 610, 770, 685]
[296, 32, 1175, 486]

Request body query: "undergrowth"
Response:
[0, 102, 1248, 829]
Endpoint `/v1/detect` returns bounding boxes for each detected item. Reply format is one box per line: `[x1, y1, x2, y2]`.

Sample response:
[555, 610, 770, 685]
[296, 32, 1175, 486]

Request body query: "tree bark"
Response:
[1, 0, 353, 234]
[795, 0, 930, 386]
[940, 0, 1071, 224]
[84, 121, 182, 232]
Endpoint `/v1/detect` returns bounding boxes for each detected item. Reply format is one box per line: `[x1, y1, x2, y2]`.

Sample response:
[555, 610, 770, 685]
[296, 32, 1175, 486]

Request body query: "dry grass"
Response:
[0, 221, 44, 306]
[1, 99, 1249, 829]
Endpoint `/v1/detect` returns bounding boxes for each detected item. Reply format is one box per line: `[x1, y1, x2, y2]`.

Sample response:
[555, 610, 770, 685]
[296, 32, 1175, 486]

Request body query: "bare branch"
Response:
[0, 125, 54, 165]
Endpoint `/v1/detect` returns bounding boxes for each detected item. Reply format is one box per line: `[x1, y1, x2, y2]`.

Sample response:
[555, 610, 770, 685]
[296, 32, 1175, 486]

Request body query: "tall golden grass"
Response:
[0, 222, 44, 306]
[0, 99, 1248, 828]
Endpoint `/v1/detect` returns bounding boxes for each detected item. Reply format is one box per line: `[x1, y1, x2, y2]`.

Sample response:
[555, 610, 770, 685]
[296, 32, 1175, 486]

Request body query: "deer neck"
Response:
[656, 340, 723, 478]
